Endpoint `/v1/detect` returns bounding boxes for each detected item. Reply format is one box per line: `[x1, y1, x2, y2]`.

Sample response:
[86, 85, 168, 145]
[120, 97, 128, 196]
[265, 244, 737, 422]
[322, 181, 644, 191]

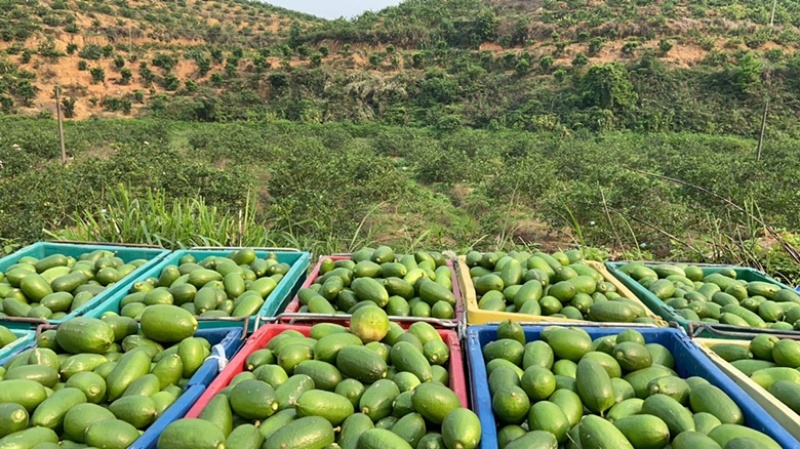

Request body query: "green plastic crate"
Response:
[0, 242, 170, 328]
[606, 261, 795, 334]
[85, 248, 310, 328]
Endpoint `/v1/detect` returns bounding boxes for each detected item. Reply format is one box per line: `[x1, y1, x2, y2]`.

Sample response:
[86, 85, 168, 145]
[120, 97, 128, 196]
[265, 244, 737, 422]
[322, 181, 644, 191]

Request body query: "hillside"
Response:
[1, 0, 800, 137]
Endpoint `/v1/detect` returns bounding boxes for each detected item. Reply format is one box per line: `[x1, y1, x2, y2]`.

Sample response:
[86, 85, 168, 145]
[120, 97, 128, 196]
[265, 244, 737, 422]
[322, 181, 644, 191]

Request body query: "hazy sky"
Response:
[266, 1, 404, 19]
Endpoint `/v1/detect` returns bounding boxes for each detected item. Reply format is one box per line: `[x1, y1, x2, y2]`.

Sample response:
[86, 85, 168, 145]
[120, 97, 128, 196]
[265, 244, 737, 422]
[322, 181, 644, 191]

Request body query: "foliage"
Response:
[580, 63, 638, 111]
[0, 118, 797, 276]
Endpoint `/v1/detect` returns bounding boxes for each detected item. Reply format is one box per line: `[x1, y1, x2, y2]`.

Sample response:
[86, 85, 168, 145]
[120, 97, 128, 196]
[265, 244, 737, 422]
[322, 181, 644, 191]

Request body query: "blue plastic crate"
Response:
[186, 327, 245, 387]
[130, 326, 244, 449]
[131, 384, 206, 449]
[0, 325, 243, 449]
[466, 325, 800, 449]
[605, 261, 794, 331]
[85, 249, 309, 324]
[0, 242, 170, 327]
[0, 328, 35, 365]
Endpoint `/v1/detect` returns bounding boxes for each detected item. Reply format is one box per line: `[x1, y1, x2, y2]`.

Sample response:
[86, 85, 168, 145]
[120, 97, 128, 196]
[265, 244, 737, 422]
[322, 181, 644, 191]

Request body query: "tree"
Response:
[581, 63, 638, 111]
[61, 97, 76, 118]
[15, 81, 36, 106]
[731, 53, 763, 96]
[475, 10, 498, 43]
[510, 18, 529, 47]
[139, 63, 155, 84]
[288, 22, 302, 48]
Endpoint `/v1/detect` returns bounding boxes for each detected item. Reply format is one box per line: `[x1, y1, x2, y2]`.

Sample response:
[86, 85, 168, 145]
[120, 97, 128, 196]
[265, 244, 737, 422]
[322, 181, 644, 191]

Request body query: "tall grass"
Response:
[46, 184, 274, 250]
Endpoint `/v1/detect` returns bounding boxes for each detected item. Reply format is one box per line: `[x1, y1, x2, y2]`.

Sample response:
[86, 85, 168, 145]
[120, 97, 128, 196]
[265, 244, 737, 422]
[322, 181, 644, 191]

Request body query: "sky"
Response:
[265, 0, 404, 19]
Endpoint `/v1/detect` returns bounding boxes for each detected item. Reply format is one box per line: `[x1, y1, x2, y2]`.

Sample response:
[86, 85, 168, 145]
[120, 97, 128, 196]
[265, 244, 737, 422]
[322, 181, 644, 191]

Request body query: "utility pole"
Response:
[757, 97, 768, 161]
[55, 85, 67, 165]
[758, 0, 777, 160]
[770, 0, 777, 27]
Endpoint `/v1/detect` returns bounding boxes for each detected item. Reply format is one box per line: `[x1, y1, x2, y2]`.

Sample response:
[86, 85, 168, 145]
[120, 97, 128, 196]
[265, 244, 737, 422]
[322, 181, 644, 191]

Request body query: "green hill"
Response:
[0, 0, 798, 137]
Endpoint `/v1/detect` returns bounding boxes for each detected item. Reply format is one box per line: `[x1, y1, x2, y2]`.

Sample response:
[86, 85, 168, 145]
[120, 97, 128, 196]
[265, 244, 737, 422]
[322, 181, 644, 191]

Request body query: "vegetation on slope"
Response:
[1, 117, 799, 282]
[0, 0, 799, 138]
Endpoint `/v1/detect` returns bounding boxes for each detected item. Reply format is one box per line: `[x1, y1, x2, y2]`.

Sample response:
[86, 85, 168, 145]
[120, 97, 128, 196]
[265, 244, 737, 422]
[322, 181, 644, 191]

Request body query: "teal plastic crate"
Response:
[605, 261, 795, 333]
[0, 328, 35, 364]
[85, 249, 310, 325]
[0, 242, 170, 328]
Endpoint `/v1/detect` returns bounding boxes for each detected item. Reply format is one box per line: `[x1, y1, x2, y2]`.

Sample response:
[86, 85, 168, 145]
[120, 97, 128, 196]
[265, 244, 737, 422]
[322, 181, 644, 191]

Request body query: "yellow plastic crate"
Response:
[457, 256, 666, 326]
[694, 338, 800, 440]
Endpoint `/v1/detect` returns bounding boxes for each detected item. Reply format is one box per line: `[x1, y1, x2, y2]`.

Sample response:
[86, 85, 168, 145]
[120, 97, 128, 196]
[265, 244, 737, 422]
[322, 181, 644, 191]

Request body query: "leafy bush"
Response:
[79, 44, 103, 60]
[90, 67, 105, 83]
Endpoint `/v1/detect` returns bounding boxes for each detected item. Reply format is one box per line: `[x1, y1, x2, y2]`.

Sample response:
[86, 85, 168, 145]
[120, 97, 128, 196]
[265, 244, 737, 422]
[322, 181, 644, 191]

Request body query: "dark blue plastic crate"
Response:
[85, 249, 309, 324]
[0, 242, 170, 327]
[466, 325, 800, 449]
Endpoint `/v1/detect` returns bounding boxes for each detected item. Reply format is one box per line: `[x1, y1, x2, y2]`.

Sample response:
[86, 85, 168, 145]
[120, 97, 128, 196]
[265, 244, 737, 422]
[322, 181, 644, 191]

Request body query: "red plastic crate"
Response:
[281, 255, 465, 327]
[185, 323, 469, 419]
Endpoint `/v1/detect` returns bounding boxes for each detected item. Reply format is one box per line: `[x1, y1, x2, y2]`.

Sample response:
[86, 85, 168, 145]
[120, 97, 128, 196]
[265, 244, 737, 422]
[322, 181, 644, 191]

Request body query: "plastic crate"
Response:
[605, 261, 794, 332]
[184, 323, 468, 419]
[459, 256, 665, 326]
[693, 329, 800, 440]
[0, 328, 35, 365]
[84, 249, 310, 325]
[0, 242, 170, 328]
[130, 326, 245, 449]
[130, 384, 205, 449]
[280, 255, 463, 328]
[466, 325, 800, 449]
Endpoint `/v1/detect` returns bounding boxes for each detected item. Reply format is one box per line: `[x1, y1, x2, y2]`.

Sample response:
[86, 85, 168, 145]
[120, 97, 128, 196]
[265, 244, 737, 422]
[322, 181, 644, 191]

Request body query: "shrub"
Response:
[79, 44, 103, 60]
[61, 97, 76, 118]
[90, 67, 105, 83]
[162, 74, 180, 91]
[588, 38, 604, 56]
[539, 56, 554, 72]
[659, 39, 673, 56]
[119, 68, 132, 85]
[573, 53, 589, 66]
[152, 53, 177, 72]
